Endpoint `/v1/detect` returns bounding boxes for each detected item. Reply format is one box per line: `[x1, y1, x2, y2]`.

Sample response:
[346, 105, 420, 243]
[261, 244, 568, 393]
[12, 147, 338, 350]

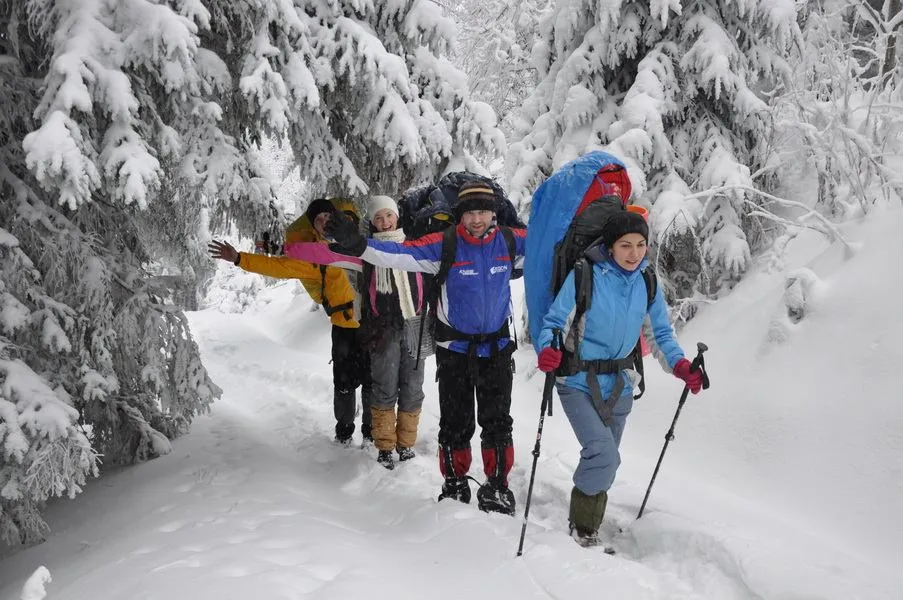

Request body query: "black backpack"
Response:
[552, 197, 657, 399]
[399, 172, 525, 239]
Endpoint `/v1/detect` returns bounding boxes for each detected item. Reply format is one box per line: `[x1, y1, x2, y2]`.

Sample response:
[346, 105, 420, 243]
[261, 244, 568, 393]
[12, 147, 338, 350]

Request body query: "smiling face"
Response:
[460, 209, 494, 237]
[609, 233, 647, 271]
[371, 208, 398, 232]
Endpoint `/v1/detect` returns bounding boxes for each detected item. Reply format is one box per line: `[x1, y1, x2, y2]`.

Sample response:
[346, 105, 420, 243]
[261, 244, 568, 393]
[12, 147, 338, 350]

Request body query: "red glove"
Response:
[537, 347, 563, 372]
[673, 358, 703, 394]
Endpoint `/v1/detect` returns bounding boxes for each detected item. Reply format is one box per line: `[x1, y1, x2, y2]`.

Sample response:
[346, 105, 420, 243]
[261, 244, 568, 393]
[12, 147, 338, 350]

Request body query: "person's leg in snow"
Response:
[369, 327, 403, 468]
[356, 329, 373, 445]
[556, 382, 633, 544]
[474, 347, 515, 515]
[436, 347, 476, 503]
[395, 331, 425, 461]
[331, 325, 369, 445]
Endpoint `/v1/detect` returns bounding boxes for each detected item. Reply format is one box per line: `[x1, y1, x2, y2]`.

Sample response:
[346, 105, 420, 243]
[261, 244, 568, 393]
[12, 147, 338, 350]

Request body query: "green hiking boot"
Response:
[568, 487, 607, 546]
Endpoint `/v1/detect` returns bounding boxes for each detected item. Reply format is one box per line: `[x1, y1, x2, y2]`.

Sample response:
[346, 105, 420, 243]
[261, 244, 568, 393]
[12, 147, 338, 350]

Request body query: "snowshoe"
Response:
[438, 477, 471, 504]
[396, 446, 416, 462]
[377, 449, 395, 470]
[476, 480, 516, 516]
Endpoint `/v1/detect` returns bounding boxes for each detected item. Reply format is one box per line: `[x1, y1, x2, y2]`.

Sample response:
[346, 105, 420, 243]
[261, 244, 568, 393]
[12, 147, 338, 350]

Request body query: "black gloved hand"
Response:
[325, 212, 367, 256]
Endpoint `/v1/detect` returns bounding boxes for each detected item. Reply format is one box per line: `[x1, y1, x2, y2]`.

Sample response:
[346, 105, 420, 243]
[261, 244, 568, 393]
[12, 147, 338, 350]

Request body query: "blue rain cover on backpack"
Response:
[525, 151, 629, 352]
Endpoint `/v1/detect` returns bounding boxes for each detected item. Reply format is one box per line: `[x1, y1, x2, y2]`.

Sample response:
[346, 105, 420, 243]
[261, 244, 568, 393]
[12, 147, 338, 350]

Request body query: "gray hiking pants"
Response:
[556, 382, 633, 496]
[370, 326, 425, 412]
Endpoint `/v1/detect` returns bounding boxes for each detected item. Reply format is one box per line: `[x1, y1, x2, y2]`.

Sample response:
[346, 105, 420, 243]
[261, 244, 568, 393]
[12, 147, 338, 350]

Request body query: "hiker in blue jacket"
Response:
[536, 210, 703, 545]
[327, 181, 526, 515]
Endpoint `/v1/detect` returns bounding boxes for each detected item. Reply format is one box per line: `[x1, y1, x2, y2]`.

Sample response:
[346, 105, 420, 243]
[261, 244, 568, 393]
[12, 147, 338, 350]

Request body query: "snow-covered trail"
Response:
[1, 263, 900, 599]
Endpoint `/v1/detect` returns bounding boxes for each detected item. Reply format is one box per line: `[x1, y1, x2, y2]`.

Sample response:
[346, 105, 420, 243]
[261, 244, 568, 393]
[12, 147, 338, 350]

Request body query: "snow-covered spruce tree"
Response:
[0, 0, 305, 541]
[438, 0, 551, 138]
[507, 0, 798, 309]
[199, 0, 505, 199]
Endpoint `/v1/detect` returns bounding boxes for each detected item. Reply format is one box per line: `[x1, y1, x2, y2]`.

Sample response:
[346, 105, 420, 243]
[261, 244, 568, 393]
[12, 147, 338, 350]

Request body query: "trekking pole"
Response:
[636, 342, 710, 520]
[516, 329, 561, 557]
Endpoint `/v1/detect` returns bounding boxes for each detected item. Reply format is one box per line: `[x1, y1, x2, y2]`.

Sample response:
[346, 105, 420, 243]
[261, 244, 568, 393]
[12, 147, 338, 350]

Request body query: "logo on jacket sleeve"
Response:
[490, 265, 509, 275]
[458, 268, 478, 276]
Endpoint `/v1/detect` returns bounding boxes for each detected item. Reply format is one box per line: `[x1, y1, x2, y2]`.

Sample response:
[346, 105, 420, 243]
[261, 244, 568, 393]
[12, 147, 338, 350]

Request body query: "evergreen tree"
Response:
[506, 0, 798, 306]
[201, 0, 505, 195]
[1, 0, 242, 543]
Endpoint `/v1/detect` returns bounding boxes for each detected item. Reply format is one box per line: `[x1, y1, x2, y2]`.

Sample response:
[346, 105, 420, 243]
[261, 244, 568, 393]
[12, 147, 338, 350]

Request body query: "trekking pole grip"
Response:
[545, 329, 562, 417]
[690, 342, 710, 390]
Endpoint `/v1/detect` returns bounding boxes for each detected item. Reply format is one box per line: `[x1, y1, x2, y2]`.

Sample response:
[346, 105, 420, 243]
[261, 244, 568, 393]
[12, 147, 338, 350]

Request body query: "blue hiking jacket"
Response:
[362, 224, 527, 357]
[537, 256, 685, 398]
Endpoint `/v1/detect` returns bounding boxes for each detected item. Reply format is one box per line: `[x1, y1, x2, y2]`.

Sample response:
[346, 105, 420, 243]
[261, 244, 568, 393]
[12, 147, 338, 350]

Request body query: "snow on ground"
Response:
[1, 208, 901, 600]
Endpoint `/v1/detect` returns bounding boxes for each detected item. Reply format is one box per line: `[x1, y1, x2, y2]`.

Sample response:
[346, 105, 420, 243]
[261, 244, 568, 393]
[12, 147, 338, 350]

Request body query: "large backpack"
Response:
[399, 171, 524, 240]
[525, 151, 655, 399]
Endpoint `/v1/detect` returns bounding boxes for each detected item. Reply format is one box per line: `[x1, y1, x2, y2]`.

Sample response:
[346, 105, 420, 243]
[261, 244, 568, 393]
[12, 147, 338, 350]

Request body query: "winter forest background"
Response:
[1, 0, 902, 553]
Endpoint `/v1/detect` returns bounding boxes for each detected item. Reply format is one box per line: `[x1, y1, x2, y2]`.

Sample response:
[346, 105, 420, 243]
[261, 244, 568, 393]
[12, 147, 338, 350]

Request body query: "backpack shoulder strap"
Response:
[632, 267, 658, 401]
[642, 267, 657, 310]
[434, 227, 457, 287]
[499, 226, 516, 266]
[573, 258, 594, 319]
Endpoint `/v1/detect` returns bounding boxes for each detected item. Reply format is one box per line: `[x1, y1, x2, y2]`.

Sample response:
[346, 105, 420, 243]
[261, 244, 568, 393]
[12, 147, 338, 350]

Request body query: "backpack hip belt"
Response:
[323, 300, 354, 318]
[435, 319, 513, 383]
[571, 355, 634, 427]
[571, 356, 634, 374]
[434, 319, 511, 354]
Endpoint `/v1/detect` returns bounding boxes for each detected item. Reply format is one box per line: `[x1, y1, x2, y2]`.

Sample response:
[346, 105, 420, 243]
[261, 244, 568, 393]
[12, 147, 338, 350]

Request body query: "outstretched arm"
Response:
[326, 212, 442, 273]
[361, 235, 443, 274]
[208, 239, 327, 284]
[282, 242, 363, 272]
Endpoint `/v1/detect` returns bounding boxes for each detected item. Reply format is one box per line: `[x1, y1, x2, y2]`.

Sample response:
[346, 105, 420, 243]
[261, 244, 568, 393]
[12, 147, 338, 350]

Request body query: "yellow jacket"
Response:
[237, 199, 361, 328]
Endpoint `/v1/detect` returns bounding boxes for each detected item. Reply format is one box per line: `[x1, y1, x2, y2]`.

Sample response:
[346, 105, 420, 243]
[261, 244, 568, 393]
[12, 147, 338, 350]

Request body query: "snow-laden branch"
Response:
[685, 184, 853, 257]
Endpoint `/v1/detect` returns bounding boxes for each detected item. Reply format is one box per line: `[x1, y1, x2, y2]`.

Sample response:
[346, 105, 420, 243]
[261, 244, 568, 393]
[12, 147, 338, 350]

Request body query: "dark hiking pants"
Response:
[331, 325, 372, 433]
[436, 346, 514, 476]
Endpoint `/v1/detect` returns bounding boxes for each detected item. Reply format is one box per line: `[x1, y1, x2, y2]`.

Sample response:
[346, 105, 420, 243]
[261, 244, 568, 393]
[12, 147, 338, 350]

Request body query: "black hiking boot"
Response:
[438, 477, 471, 504]
[361, 423, 374, 448]
[476, 478, 516, 516]
[377, 449, 395, 470]
[396, 446, 415, 462]
[334, 422, 354, 446]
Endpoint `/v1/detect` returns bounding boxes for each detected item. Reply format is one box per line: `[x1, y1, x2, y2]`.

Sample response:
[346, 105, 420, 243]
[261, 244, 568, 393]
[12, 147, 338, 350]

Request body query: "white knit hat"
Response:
[368, 195, 399, 218]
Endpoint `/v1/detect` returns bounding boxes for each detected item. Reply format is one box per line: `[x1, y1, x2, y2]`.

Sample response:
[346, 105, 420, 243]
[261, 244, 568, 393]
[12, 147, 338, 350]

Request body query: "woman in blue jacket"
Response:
[536, 210, 703, 546]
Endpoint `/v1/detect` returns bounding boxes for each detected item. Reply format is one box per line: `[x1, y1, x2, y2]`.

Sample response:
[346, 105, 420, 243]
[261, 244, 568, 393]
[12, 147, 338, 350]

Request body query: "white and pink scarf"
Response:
[372, 229, 417, 320]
